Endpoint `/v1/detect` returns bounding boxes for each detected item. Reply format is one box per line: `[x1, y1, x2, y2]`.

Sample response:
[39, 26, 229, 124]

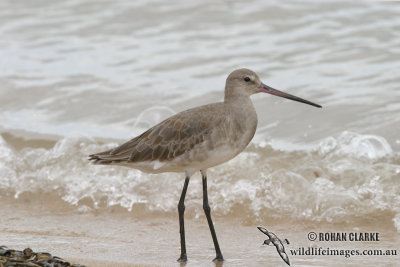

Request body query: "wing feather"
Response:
[89, 103, 226, 164]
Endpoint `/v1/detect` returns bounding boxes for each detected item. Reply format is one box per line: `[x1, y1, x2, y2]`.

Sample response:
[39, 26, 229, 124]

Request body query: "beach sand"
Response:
[1, 194, 399, 267]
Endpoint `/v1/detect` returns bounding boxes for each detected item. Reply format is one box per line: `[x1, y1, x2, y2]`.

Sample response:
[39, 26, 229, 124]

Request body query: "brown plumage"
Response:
[89, 97, 258, 173]
[90, 103, 228, 163]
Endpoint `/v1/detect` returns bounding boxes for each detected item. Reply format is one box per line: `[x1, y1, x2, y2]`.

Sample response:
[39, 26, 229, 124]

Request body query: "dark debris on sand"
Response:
[0, 246, 86, 267]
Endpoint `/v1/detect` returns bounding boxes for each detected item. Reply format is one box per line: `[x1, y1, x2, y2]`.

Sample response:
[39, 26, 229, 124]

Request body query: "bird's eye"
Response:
[244, 77, 251, 82]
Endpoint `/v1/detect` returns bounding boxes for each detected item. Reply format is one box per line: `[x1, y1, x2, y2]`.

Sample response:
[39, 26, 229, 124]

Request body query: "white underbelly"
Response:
[119, 143, 242, 174]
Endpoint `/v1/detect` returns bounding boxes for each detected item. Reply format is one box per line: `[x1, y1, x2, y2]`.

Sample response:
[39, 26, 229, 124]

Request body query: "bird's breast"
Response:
[195, 99, 258, 166]
[228, 103, 258, 151]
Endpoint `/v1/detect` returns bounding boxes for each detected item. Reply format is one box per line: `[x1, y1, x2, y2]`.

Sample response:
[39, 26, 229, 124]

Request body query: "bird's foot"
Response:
[177, 254, 187, 262]
[212, 255, 224, 262]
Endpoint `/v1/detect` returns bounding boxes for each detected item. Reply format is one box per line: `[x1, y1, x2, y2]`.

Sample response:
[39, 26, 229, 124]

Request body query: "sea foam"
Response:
[0, 132, 399, 230]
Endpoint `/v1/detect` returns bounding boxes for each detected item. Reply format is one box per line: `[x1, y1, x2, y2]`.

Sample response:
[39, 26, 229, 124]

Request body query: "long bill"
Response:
[259, 82, 322, 108]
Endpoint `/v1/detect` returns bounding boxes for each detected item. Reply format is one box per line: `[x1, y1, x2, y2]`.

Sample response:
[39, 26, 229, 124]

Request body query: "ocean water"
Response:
[1, 0, 400, 231]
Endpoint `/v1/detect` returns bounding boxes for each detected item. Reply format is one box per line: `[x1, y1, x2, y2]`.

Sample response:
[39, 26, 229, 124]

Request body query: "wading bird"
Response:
[89, 68, 321, 262]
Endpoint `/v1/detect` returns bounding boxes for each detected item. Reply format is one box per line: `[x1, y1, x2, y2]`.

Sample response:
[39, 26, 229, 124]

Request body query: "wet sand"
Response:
[1, 195, 399, 267]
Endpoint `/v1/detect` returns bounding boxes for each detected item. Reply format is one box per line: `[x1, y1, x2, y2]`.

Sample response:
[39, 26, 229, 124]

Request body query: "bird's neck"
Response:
[224, 95, 258, 149]
[224, 95, 254, 109]
[224, 95, 257, 124]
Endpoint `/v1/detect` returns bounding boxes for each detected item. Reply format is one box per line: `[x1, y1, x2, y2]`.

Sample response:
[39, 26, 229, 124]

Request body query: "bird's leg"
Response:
[201, 171, 224, 262]
[177, 176, 190, 262]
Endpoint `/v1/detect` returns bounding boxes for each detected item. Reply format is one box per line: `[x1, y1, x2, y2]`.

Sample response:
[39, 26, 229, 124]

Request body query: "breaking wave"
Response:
[0, 131, 399, 230]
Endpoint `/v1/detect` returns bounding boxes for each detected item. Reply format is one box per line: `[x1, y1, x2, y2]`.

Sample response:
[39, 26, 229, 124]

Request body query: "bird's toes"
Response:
[212, 255, 224, 262]
[177, 255, 187, 262]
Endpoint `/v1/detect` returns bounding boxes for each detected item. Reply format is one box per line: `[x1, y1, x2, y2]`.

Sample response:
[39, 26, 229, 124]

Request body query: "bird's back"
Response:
[89, 97, 257, 173]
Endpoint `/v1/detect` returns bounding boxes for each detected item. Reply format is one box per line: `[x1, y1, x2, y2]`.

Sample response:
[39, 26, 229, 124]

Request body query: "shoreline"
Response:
[1, 200, 399, 267]
[1, 130, 399, 266]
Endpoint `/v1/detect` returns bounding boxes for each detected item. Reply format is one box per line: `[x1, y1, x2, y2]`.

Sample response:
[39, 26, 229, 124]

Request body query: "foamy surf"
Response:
[1, 131, 399, 230]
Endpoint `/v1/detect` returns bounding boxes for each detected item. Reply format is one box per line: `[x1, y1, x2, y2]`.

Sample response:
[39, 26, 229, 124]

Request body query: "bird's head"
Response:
[225, 68, 262, 98]
[225, 68, 322, 108]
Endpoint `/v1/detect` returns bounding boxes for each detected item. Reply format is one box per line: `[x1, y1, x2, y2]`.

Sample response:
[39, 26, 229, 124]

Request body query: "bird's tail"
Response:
[88, 149, 129, 164]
